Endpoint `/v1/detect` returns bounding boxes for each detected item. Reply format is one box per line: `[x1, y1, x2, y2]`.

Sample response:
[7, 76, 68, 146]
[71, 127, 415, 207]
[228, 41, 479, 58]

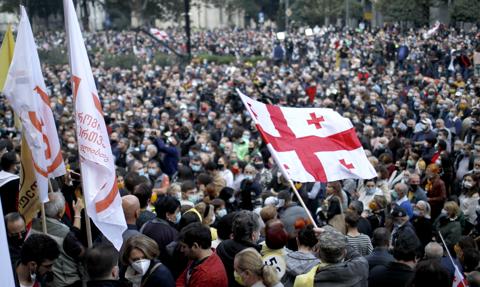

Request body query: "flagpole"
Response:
[84, 205, 93, 248]
[63, 0, 93, 249]
[266, 144, 318, 228]
[437, 230, 459, 269]
[40, 203, 47, 234]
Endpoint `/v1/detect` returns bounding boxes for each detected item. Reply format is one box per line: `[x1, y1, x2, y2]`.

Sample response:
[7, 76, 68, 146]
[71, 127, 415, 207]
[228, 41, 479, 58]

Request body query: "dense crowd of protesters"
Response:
[1, 23, 480, 287]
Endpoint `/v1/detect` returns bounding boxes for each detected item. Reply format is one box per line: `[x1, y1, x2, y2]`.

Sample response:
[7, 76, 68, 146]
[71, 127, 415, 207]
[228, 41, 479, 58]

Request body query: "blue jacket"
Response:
[154, 138, 179, 177]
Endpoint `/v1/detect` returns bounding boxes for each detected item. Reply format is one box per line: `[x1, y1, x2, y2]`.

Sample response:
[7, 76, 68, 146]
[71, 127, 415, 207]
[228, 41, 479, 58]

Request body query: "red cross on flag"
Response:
[238, 90, 376, 183]
[150, 28, 169, 42]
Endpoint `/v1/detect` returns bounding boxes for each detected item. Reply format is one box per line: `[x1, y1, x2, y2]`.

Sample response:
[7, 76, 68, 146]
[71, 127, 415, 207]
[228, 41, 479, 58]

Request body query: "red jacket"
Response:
[176, 251, 228, 287]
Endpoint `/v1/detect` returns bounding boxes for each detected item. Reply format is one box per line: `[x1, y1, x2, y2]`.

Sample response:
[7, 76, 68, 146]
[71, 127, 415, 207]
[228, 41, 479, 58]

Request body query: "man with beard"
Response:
[15, 234, 60, 287]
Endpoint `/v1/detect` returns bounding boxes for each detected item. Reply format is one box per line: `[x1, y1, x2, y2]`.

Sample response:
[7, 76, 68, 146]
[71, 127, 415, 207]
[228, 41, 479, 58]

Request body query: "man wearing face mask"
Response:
[84, 243, 122, 287]
[0, 151, 20, 215]
[390, 206, 420, 250]
[15, 234, 60, 287]
[6, 212, 26, 265]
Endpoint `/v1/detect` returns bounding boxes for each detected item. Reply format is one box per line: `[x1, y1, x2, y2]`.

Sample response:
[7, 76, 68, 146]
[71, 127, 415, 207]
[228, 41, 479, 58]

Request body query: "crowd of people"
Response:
[1, 23, 480, 287]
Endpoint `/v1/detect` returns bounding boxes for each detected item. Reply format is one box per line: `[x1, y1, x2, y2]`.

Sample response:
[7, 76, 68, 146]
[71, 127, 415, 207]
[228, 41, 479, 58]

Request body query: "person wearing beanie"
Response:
[260, 219, 289, 282]
[294, 227, 368, 286]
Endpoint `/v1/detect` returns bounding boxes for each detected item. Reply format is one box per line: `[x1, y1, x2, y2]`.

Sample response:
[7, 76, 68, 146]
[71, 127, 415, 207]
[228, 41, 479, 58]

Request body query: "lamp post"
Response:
[184, 0, 191, 58]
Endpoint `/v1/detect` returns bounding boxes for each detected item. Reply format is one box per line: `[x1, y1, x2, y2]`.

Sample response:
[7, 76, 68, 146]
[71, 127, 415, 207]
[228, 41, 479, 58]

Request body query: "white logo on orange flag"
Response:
[63, 0, 126, 250]
[3, 6, 66, 204]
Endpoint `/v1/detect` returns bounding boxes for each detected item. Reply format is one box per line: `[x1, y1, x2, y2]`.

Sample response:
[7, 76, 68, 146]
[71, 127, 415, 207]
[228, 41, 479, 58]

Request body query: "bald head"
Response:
[122, 195, 140, 224]
[425, 242, 443, 259]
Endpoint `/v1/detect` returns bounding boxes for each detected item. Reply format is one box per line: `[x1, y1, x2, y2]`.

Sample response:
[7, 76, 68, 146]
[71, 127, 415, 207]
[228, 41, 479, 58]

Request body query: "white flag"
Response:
[0, 198, 15, 287]
[238, 90, 376, 183]
[453, 265, 468, 287]
[64, 0, 126, 250]
[150, 28, 169, 41]
[3, 6, 66, 203]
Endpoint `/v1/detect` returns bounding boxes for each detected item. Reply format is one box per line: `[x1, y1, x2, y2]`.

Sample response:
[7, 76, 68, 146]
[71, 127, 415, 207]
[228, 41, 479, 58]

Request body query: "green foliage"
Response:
[450, 0, 480, 23]
[104, 0, 183, 28]
[375, 0, 431, 25]
[291, 0, 363, 26]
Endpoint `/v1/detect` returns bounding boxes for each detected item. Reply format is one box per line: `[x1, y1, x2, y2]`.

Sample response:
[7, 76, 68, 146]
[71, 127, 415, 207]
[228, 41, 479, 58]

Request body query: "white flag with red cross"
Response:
[453, 265, 468, 287]
[3, 6, 66, 203]
[238, 90, 376, 183]
[64, 0, 126, 250]
[150, 28, 169, 41]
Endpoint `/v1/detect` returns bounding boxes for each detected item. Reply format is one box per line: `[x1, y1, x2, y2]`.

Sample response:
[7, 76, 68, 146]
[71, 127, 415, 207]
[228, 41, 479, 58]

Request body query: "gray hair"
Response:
[395, 182, 409, 196]
[44, 192, 66, 218]
[425, 242, 443, 259]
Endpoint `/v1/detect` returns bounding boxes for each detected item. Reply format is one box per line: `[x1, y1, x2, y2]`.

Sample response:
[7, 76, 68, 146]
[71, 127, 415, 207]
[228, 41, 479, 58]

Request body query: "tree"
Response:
[375, 0, 431, 26]
[450, 0, 480, 23]
[291, 0, 363, 27]
[104, 0, 183, 29]
[0, 0, 63, 28]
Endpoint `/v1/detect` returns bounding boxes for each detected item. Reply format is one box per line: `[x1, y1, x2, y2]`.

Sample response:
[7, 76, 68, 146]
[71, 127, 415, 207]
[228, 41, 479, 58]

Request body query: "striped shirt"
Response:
[346, 233, 373, 256]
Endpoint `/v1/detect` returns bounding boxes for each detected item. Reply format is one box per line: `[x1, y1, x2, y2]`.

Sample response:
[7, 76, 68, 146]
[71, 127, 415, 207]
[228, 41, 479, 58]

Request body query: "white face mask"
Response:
[131, 259, 151, 276]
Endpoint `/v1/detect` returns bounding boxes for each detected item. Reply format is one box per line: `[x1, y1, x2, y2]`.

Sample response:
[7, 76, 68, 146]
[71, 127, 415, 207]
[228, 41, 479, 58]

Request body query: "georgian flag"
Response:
[238, 90, 376, 183]
[64, 0, 126, 250]
[150, 28, 169, 41]
[453, 265, 468, 287]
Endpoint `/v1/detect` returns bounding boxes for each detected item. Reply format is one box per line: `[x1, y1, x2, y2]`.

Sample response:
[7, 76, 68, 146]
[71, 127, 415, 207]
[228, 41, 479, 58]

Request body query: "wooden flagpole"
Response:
[84, 206, 93, 248]
[40, 203, 47, 234]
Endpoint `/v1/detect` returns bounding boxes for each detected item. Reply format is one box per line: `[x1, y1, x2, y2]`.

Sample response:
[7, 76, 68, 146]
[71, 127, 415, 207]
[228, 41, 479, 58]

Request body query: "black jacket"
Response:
[87, 280, 126, 287]
[365, 247, 395, 271]
[369, 261, 415, 287]
[216, 239, 261, 287]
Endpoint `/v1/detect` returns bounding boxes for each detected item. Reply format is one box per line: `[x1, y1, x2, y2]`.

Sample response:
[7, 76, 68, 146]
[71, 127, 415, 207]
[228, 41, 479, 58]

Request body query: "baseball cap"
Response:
[391, 206, 408, 218]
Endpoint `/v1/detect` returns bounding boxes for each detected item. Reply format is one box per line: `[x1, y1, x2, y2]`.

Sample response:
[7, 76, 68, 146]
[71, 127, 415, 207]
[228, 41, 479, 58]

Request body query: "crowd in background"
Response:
[1, 23, 480, 287]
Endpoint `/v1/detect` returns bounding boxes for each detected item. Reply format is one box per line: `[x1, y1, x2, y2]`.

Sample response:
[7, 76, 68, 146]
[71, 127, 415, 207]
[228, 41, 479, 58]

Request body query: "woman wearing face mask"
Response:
[357, 179, 384, 212]
[459, 174, 479, 234]
[433, 201, 462, 247]
[121, 235, 175, 287]
[218, 156, 234, 188]
[234, 248, 284, 287]
[411, 200, 433, 248]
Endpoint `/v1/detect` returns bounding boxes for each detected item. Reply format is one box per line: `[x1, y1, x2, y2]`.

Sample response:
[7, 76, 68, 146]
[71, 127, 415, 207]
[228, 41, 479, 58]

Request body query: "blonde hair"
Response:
[121, 234, 159, 265]
[235, 248, 279, 287]
[444, 201, 460, 218]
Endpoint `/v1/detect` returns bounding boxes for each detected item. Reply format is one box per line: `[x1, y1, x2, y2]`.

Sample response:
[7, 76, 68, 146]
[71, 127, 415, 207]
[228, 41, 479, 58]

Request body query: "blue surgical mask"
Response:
[188, 194, 201, 204]
[244, 175, 254, 181]
[217, 208, 227, 218]
[138, 169, 146, 177]
[366, 187, 376, 195]
[191, 164, 201, 172]
[175, 212, 181, 224]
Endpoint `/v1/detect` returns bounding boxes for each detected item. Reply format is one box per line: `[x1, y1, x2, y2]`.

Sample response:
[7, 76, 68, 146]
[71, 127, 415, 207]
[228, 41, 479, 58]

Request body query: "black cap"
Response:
[391, 206, 407, 218]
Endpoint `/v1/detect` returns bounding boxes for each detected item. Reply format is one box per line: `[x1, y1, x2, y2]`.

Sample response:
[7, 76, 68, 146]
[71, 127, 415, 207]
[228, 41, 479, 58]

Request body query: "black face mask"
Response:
[8, 231, 26, 248]
[38, 271, 55, 284]
[217, 164, 224, 170]
[410, 184, 418, 191]
[253, 163, 264, 170]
